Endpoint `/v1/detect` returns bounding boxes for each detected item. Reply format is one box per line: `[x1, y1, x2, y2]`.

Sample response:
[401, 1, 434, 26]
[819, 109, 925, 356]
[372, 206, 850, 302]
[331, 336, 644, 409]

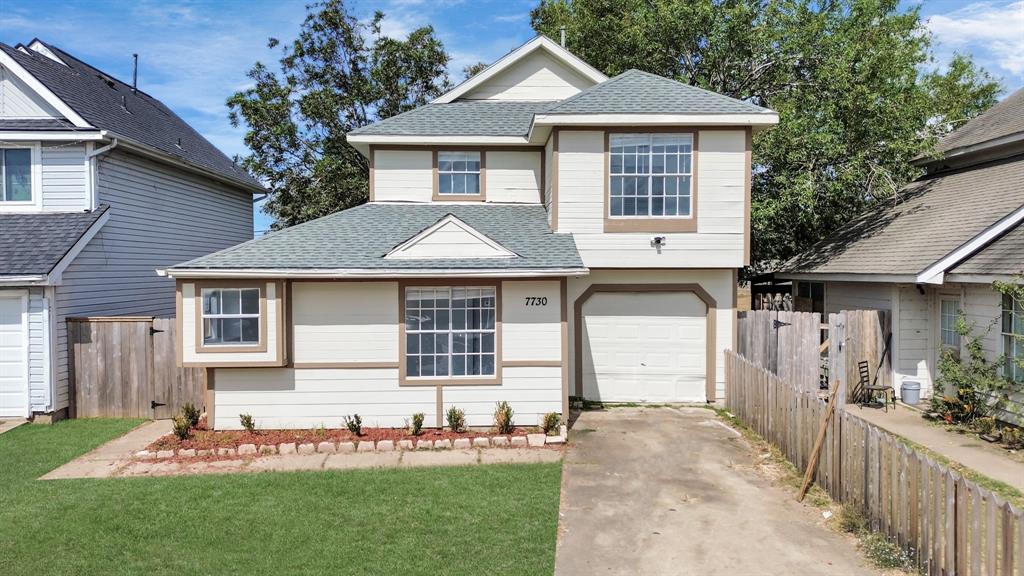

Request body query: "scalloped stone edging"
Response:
[137, 427, 568, 461]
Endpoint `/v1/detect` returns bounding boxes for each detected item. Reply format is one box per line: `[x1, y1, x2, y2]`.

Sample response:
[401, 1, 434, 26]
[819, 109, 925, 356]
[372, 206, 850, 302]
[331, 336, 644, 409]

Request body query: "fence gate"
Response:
[68, 316, 205, 419]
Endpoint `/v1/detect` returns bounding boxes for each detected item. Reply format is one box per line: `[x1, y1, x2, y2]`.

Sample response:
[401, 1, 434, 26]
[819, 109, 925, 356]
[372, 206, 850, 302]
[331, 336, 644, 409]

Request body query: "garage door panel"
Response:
[582, 291, 707, 403]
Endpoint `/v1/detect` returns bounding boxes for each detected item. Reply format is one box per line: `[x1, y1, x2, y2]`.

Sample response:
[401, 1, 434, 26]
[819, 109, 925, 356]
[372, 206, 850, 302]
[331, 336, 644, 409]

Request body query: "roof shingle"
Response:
[936, 87, 1024, 155]
[0, 206, 108, 276]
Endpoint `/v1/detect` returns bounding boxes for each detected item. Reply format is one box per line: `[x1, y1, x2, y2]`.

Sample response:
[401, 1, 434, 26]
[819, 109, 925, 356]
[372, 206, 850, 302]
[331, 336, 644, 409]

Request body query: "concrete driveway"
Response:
[555, 407, 878, 576]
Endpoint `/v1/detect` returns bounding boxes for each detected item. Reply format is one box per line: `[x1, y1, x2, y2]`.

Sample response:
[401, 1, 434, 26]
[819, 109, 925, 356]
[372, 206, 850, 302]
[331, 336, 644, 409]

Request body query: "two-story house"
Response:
[0, 39, 261, 420]
[161, 36, 778, 429]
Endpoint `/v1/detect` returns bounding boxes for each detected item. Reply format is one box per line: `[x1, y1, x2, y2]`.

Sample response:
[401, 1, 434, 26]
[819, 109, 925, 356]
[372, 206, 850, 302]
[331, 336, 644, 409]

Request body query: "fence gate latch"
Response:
[151, 400, 166, 410]
[149, 327, 165, 335]
[772, 319, 791, 329]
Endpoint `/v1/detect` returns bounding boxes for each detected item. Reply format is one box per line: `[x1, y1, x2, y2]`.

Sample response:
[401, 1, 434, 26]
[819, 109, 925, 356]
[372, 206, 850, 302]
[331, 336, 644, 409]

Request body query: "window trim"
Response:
[603, 129, 698, 233]
[0, 143, 42, 211]
[939, 297, 962, 353]
[1002, 293, 1023, 384]
[398, 280, 502, 386]
[194, 281, 269, 354]
[432, 149, 486, 201]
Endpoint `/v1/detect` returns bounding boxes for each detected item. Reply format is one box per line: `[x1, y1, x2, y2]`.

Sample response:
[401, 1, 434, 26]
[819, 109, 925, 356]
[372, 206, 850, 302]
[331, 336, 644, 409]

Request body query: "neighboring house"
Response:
[0, 39, 262, 420]
[777, 88, 1024, 406]
[162, 36, 778, 430]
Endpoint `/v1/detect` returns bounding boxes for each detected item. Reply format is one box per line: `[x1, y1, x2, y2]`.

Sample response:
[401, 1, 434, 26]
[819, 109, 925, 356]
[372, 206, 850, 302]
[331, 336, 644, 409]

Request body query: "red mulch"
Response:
[148, 425, 536, 452]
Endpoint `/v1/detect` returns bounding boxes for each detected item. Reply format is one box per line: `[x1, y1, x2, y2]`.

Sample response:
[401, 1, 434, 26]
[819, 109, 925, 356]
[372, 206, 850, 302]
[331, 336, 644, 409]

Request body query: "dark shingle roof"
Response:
[0, 42, 261, 190]
[0, 206, 108, 276]
[780, 155, 1024, 276]
[171, 203, 584, 272]
[349, 101, 555, 137]
[545, 69, 771, 115]
[936, 87, 1024, 155]
[950, 222, 1024, 276]
[0, 118, 90, 131]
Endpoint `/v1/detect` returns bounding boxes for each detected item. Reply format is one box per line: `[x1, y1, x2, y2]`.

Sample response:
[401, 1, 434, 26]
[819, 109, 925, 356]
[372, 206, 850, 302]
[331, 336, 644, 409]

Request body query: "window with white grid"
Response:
[609, 133, 692, 217]
[202, 288, 260, 345]
[940, 299, 960, 350]
[437, 151, 481, 195]
[1002, 294, 1023, 383]
[405, 287, 496, 378]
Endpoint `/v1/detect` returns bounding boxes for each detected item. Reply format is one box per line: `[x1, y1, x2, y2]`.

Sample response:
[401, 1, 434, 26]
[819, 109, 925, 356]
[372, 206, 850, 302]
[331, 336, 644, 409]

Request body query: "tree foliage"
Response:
[462, 61, 490, 78]
[228, 0, 451, 228]
[532, 0, 1001, 271]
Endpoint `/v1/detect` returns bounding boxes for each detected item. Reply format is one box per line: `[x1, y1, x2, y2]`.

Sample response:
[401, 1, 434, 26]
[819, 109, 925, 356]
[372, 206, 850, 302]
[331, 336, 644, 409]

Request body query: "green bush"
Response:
[1002, 426, 1024, 449]
[493, 401, 514, 434]
[933, 312, 1014, 425]
[172, 415, 192, 440]
[542, 412, 561, 435]
[409, 412, 424, 436]
[239, 413, 256, 433]
[972, 416, 997, 436]
[344, 414, 362, 436]
[446, 406, 466, 433]
[181, 402, 201, 429]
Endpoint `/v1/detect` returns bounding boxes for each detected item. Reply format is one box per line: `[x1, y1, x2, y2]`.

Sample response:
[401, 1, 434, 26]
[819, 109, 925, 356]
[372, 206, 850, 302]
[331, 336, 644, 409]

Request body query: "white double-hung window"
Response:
[405, 286, 496, 378]
[609, 133, 693, 217]
[437, 151, 481, 196]
[1003, 294, 1023, 383]
[1, 148, 32, 203]
[202, 288, 261, 346]
[940, 298, 961, 351]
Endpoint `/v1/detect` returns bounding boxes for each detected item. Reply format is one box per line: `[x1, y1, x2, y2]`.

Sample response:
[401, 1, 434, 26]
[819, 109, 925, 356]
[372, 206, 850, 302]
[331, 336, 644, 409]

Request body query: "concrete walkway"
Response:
[0, 418, 28, 435]
[43, 419, 172, 479]
[854, 405, 1024, 492]
[556, 407, 879, 576]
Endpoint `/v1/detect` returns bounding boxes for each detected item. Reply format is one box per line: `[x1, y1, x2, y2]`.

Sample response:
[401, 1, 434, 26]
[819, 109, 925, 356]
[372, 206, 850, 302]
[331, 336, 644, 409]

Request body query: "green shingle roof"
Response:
[170, 203, 584, 272]
[349, 101, 555, 137]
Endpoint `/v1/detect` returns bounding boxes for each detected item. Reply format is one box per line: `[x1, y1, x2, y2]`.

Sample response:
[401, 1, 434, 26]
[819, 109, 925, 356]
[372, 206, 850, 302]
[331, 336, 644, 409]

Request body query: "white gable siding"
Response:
[373, 149, 432, 202]
[387, 219, 513, 259]
[486, 150, 541, 203]
[556, 129, 748, 268]
[0, 66, 60, 118]
[40, 144, 89, 211]
[463, 50, 593, 101]
[52, 150, 253, 410]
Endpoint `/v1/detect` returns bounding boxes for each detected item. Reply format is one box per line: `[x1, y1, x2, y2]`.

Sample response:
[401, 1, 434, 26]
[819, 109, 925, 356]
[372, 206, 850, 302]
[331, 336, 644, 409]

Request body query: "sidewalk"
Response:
[854, 405, 1024, 493]
[42, 419, 172, 479]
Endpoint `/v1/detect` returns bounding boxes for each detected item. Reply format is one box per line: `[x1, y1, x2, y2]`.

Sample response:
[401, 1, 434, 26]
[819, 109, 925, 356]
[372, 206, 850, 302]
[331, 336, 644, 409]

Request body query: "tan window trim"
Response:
[602, 128, 699, 233]
[433, 149, 486, 202]
[398, 279, 502, 387]
[194, 280, 269, 354]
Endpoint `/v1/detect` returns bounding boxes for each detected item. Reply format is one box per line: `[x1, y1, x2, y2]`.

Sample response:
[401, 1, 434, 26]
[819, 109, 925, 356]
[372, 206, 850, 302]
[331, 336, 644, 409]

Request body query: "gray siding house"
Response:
[0, 39, 261, 420]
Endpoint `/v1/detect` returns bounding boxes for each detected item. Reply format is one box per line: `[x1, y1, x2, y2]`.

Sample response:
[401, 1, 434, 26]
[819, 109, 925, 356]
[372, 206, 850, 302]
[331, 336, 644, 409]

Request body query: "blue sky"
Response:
[1, 0, 1022, 233]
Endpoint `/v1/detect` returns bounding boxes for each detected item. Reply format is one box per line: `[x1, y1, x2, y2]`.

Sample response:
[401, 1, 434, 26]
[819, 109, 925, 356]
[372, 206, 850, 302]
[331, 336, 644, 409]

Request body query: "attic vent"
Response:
[175, 138, 182, 149]
[120, 95, 131, 114]
[96, 74, 117, 90]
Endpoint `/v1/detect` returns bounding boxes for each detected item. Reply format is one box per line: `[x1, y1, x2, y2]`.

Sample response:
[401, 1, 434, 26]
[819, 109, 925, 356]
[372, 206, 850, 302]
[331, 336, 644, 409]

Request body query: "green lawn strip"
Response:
[0, 419, 562, 576]
[893, 436, 1024, 507]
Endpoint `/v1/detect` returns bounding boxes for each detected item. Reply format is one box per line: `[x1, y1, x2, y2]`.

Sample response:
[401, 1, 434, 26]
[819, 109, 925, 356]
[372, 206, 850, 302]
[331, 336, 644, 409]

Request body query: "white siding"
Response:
[292, 282, 398, 364]
[556, 129, 747, 268]
[502, 280, 561, 362]
[824, 282, 893, 314]
[181, 282, 282, 365]
[463, 51, 593, 101]
[40, 144, 89, 211]
[895, 284, 933, 396]
[373, 149, 432, 202]
[567, 269, 734, 400]
[387, 219, 514, 259]
[485, 150, 540, 203]
[444, 366, 561, 427]
[52, 150, 253, 410]
[25, 288, 49, 411]
[962, 284, 1002, 364]
[0, 66, 60, 118]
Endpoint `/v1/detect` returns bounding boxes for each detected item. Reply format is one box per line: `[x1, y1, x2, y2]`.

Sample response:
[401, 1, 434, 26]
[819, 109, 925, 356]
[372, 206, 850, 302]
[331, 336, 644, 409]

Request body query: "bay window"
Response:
[405, 286, 497, 379]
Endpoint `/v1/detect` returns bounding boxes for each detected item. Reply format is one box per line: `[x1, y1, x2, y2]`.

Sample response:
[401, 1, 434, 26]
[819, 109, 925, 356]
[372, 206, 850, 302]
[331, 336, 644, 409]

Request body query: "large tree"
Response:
[532, 0, 1001, 271]
[228, 0, 451, 228]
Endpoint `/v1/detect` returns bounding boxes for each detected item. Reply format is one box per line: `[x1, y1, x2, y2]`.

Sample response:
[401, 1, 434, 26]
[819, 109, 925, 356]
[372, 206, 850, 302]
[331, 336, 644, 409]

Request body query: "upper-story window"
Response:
[1, 148, 32, 203]
[609, 133, 693, 218]
[437, 151, 482, 197]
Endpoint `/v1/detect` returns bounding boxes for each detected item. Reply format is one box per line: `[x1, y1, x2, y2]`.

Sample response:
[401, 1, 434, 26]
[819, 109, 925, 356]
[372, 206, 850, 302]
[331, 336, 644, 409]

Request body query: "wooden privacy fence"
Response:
[68, 316, 205, 419]
[726, 351, 1024, 576]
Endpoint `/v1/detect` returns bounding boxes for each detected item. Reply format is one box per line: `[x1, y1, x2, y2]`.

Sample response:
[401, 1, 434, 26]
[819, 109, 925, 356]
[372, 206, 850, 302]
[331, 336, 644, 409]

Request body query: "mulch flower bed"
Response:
[149, 425, 536, 452]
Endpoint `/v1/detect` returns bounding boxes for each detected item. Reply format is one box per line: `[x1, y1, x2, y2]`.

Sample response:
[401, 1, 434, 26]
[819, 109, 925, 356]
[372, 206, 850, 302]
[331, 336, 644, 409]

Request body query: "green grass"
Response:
[0, 419, 562, 575]
[894, 436, 1024, 507]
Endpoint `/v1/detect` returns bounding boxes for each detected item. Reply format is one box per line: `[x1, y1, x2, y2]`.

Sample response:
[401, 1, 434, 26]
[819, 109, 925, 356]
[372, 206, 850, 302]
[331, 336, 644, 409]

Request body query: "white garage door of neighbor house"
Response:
[582, 291, 707, 403]
[0, 294, 29, 418]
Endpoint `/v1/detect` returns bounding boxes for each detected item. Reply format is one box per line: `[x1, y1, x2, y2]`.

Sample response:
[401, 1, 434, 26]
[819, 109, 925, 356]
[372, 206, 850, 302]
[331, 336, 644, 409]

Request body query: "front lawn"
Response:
[0, 419, 562, 575]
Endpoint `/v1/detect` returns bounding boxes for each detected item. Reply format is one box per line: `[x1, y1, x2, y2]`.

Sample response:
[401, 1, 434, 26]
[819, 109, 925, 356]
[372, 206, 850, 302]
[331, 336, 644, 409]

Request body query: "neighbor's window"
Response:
[940, 298, 961, 350]
[438, 151, 481, 196]
[406, 286, 496, 378]
[202, 288, 260, 346]
[610, 133, 692, 217]
[1002, 294, 1023, 383]
[795, 281, 825, 315]
[1, 148, 32, 202]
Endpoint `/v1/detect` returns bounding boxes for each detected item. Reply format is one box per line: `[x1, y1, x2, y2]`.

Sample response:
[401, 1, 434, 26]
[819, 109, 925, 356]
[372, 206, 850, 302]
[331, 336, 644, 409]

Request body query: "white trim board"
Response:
[160, 267, 590, 279]
[385, 214, 518, 260]
[916, 204, 1024, 285]
[0, 51, 91, 128]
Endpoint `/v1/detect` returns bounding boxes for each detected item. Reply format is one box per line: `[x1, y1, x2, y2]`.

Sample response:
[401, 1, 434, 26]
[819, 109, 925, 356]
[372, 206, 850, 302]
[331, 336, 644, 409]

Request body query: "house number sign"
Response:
[524, 297, 548, 306]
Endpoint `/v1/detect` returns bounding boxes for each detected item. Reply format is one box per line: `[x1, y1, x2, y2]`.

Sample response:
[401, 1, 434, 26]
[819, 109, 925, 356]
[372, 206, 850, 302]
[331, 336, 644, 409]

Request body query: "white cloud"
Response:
[927, 1, 1024, 76]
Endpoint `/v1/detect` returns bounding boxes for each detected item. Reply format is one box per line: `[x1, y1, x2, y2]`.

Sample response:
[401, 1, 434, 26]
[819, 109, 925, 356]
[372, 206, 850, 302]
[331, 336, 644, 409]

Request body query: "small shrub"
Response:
[181, 402, 201, 429]
[861, 532, 916, 571]
[172, 415, 192, 440]
[1002, 426, 1024, 449]
[409, 412, 425, 436]
[972, 416, 997, 436]
[837, 505, 868, 535]
[344, 414, 362, 436]
[542, 412, 561, 435]
[446, 406, 466, 433]
[239, 413, 256, 433]
[493, 401, 514, 434]
[315, 423, 327, 438]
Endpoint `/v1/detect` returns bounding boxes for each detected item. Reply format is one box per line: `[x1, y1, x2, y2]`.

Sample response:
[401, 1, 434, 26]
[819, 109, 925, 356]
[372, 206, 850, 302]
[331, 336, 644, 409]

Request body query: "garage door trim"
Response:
[574, 284, 717, 402]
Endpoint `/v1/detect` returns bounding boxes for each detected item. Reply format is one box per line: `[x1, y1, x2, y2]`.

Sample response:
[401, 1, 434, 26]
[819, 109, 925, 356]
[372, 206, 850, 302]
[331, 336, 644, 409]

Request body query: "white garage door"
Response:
[0, 294, 28, 418]
[582, 291, 706, 403]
